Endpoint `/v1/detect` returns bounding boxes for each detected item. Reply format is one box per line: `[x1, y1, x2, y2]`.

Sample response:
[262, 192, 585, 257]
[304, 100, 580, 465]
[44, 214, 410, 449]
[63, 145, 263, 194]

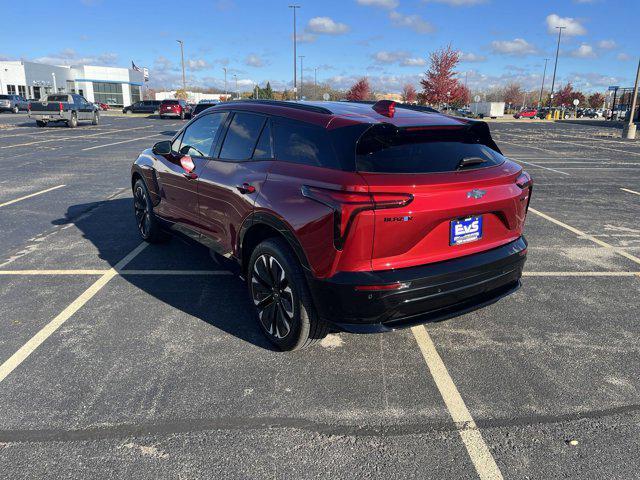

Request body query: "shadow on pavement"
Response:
[53, 197, 275, 350]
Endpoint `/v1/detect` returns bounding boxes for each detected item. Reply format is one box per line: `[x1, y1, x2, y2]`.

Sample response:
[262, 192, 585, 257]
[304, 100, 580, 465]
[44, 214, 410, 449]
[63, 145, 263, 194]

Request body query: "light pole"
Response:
[538, 58, 549, 107]
[548, 26, 565, 111]
[223, 67, 227, 98]
[233, 74, 238, 99]
[288, 5, 300, 100]
[299, 55, 305, 99]
[51, 72, 57, 93]
[623, 58, 639, 139]
[176, 40, 186, 92]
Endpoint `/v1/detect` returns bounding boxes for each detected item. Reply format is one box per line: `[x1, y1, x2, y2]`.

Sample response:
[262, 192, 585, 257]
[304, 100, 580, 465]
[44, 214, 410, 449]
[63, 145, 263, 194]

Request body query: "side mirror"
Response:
[152, 140, 172, 156]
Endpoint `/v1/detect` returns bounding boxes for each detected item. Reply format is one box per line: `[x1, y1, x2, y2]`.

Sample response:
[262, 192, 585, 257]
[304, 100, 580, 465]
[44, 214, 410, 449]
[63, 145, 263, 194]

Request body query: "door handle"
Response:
[236, 183, 256, 194]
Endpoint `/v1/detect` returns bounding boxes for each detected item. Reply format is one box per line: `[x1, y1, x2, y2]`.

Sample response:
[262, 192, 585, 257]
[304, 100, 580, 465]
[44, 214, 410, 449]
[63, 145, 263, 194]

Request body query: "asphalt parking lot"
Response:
[0, 111, 638, 479]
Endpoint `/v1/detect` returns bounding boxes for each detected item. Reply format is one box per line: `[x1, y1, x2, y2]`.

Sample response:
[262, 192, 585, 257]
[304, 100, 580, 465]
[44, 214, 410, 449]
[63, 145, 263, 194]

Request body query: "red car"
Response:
[159, 99, 192, 120]
[131, 100, 531, 350]
[514, 108, 537, 119]
[96, 102, 109, 111]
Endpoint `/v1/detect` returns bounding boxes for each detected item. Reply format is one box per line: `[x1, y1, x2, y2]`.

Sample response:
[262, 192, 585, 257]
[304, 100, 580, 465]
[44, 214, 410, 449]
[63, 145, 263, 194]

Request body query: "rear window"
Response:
[0, 95, 9, 99]
[273, 120, 339, 169]
[356, 124, 505, 173]
[47, 95, 69, 102]
[162, 100, 179, 105]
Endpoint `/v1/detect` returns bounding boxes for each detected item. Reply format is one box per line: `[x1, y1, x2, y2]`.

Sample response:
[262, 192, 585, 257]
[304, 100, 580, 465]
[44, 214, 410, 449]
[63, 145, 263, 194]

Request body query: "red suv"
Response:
[131, 100, 531, 350]
[513, 108, 538, 119]
[159, 99, 192, 120]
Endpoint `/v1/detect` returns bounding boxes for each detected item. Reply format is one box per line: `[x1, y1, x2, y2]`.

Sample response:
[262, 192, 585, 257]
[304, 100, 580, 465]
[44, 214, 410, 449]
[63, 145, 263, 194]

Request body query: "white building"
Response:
[155, 90, 224, 103]
[0, 60, 145, 106]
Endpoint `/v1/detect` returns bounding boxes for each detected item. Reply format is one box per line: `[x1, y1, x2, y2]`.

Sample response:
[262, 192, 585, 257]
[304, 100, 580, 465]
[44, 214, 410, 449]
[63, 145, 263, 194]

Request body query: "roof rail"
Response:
[220, 99, 332, 115]
[339, 99, 439, 114]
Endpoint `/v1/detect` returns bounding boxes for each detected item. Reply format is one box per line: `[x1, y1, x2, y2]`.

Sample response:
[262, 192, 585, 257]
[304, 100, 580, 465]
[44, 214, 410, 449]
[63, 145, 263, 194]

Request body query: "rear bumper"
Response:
[308, 237, 527, 333]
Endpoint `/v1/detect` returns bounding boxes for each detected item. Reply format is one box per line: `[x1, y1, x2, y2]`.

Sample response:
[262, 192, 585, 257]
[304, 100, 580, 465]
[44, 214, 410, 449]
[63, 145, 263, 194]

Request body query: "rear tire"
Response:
[12, 106, 19, 114]
[180, 110, 185, 120]
[91, 112, 99, 125]
[67, 113, 78, 128]
[133, 178, 165, 243]
[248, 238, 329, 351]
[160, 114, 165, 119]
[36, 120, 47, 127]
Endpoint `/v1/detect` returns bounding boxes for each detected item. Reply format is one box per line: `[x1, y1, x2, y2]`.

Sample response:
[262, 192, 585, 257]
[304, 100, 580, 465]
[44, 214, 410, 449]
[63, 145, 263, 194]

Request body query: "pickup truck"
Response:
[28, 93, 99, 128]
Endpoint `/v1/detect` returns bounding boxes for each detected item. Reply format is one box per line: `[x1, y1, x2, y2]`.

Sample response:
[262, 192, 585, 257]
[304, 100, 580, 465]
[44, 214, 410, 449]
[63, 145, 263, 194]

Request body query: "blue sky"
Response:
[1, 0, 637, 93]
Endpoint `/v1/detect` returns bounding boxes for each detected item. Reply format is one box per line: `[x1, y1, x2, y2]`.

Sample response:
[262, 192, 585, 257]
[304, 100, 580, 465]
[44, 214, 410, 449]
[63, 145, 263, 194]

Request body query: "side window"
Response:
[273, 121, 337, 168]
[219, 112, 266, 161]
[177, 112, 226, 157]
[252, 121, 273, 160]
[171, 133, 183, 155]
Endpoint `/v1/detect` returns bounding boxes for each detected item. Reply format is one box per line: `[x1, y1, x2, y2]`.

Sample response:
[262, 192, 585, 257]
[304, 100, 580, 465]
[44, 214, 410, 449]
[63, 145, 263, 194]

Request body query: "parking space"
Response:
[0, 114, 639, 478]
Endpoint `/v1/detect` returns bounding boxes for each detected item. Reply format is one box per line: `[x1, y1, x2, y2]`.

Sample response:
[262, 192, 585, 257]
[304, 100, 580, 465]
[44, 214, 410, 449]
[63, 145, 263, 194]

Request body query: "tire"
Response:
[160, 114, 165, 119]
[91, 111, 99, 125]
[133, 178, 165, 243]
[180, 110, 185, 120]
[12, 106, 19, 114]
[67, 112, 78, 128]
[248, 238, 329, 351]
[36, 120, 47, 127]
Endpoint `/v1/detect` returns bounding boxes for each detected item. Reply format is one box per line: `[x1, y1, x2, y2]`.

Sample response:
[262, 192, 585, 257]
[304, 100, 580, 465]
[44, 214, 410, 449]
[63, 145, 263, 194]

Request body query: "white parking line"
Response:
[411, 325, 503, 480]
[0, 184, 65, 208]
[621, 188, 640, 196]
[0, 125, 154, 149]
[0, 269, 107, 275]
[81, 134, 163, 151]
[529, 207, 640, 266]
[512, 159, 570, 176]
[0, 269, 232, 275]
[499, 131, 640, 157]
[524, 271, 639, 277]
[494, 138, 557, 154]
[0, 242, 147, 384]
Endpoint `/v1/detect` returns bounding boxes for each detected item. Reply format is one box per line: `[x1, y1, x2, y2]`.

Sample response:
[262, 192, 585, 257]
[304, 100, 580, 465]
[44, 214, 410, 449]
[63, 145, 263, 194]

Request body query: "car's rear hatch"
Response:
[355, 121, 530, 271]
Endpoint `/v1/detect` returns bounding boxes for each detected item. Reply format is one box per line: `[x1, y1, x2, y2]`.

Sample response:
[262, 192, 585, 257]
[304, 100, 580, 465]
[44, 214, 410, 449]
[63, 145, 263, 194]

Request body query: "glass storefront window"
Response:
[131, 85, 142, 104]
[92, 82, 124, 106]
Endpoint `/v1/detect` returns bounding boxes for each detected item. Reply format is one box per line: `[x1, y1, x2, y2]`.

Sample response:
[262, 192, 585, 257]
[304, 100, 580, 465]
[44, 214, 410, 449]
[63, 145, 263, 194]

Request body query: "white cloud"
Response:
[307, 17, 349, 35]
[34, 49, 118, 66]
[244, 54, 266, 68]
[186, 59, 209, 71]
[389, 11, 435, 34]
[570, 44, 596, 58]
[373, 50, 410, 63]
[401, 57, 427, 66]
[295, 33, 317, 43]
[490, 38, 538, 56]
[597, 39, 616, 50]
[459, 52, 487, 62]
[617, 52, 631, 61]
[356, 0, 399, 8]
[423, 0, 486, 5]
[545, 14, 586, 36]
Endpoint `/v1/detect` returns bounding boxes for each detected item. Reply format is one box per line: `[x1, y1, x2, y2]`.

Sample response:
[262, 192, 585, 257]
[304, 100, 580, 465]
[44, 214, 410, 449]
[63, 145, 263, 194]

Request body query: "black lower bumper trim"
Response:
[308, 237, 527, 333]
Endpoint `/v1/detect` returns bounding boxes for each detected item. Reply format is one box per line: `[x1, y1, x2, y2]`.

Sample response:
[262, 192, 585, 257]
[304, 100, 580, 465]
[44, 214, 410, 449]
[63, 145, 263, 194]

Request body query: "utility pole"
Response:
[538, 58, 549, 107]
[289, 5, 300, 100]
[223, 67, 227, 98]
[176, 40, 186, 92]
[299, 55, 305, 99]
[314, 66, 318, 100]
[623, 58, 639, 139]
[233, 74, 238, 99]
[548, 26, 565, 111]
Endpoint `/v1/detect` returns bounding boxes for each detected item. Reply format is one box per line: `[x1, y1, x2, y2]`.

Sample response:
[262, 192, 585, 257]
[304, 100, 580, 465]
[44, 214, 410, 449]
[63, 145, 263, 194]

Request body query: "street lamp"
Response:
[233, 74, 238, 99]
[538, 58, 549, 108]
[288, 5, 300, 100]
[314, 66, 318, 100]
[299, 55, 305, 99]
[51, 72, 57, 93]
[176, 40, 186, 92]
[547, 26, 565, 111]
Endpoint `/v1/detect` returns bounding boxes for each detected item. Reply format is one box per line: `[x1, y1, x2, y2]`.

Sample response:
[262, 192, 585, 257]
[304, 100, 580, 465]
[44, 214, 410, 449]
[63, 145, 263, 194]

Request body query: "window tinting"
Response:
[178, 112, 226, 157]
[47, 95, 69, 102]
[219, 113, 265, 160]
[273, 121, 338, 169]
[252, 121, 273, 159]
[162, 100, 179, 105]
[356, 125, 505, 173]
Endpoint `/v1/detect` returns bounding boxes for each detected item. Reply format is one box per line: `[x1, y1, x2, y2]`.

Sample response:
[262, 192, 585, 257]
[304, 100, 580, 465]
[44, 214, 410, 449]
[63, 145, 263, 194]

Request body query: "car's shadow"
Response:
[53, 197, 276, 351]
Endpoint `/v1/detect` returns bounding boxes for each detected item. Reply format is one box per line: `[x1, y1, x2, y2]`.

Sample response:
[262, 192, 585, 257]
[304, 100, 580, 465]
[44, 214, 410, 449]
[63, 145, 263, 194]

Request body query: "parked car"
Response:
[0, 94, 29, 113]
[28, 93, 99, 127]
[514, 108, 537, 119]
[131, 100, 532, 350]
[159, 99, 192, 119]
[123, 100, 161, 114]
[95, 102, 109, 111]
[192, 99, 220, 116]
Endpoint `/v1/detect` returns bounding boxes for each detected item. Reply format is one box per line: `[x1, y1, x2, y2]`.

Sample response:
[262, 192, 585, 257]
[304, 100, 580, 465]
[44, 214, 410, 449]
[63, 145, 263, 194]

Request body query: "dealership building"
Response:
[0, 60, 145, 106]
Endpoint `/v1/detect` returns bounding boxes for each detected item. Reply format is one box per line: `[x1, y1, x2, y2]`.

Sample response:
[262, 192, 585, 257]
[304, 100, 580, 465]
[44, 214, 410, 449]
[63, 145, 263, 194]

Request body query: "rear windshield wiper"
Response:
[457, 156, 485, 170]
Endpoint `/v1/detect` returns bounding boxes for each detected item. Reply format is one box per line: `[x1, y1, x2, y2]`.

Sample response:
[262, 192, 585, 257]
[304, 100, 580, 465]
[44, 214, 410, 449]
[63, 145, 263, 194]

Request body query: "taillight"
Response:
[301, 185, 413, 250]
[516, 171, 532, 189]
[27, 102, 31, 111]
[58, 102, 64, 112]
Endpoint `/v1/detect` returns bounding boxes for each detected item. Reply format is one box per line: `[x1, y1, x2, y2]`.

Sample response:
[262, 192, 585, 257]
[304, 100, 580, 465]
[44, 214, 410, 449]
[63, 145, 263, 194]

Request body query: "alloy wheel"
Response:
[251, 254, 295, 339]
[133, 185, 151, 237]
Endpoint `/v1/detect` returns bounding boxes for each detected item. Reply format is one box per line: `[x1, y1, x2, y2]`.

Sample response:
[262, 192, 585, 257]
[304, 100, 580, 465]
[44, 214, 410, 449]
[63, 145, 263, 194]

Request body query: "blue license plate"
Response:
[450, 216, 483, 246]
